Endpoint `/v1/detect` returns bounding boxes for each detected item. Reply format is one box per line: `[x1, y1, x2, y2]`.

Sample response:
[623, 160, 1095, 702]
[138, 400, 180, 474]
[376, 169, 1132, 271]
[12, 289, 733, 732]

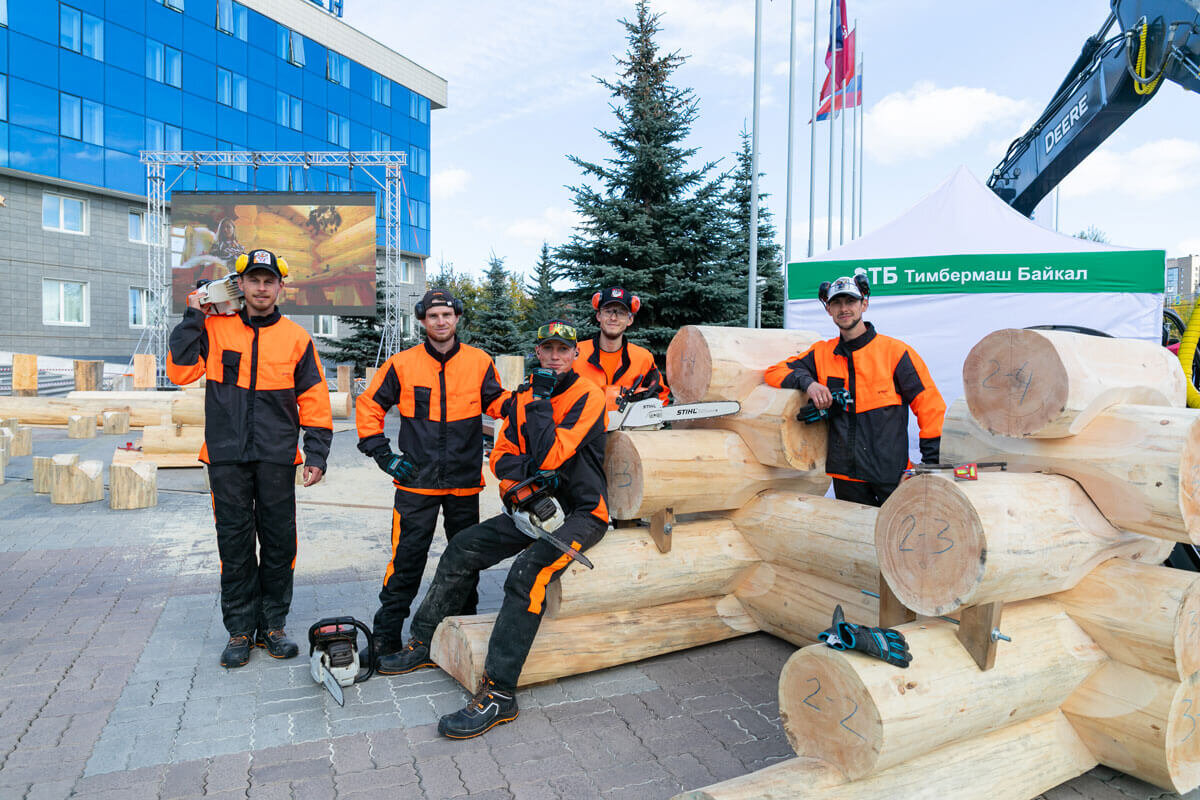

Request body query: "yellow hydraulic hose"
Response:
[1178, 302, 1200, 407]
[1135, 21, 1164, 95]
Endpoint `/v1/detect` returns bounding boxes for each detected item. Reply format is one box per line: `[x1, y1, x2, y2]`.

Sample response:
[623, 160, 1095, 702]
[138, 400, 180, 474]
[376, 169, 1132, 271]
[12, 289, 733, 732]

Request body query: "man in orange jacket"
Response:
[167, 248, 332, 668]
[574, 286, 669, 413]
[766, 271, 945, 507]
[355, 289, 509, 673]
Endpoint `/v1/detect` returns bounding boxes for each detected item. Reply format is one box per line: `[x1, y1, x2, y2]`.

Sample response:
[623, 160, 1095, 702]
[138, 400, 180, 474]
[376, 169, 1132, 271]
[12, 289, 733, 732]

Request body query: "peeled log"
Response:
[665, 325, 820, 404]
[67, 415, 97, 439]
[677, 383, 826, 472]
[778, 599, 1106, 780]
[1063, 661, 1200, 794]
[109, 462, 157, 510]
[430, 595, 759, 690]
[1051, 559, 1200, 681]
[735, 562, 877, 646]
[0, 419, 32, 457]
[942, 398, 1200, 544]
[876, 472, 1171, 617]
[674, 711, 1096, 800]
[544, 521, 760, 619]
[50, 455, 104, 505]
[605, 429, 826, 519]
[141, 425, 204, 455]
[329, 391, 352, 419]
[732, 491, 878, 593]
[962, 328, 1184, 438]
[32, 456, 52, 494]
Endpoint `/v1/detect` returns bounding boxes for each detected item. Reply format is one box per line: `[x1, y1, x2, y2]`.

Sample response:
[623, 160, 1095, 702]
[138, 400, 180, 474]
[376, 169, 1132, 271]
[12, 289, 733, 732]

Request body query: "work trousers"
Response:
[409, 511, 607, 690]
[832, 477, 899, 508]
[208, 461, 297, 636]
[374, 489, 480, 647]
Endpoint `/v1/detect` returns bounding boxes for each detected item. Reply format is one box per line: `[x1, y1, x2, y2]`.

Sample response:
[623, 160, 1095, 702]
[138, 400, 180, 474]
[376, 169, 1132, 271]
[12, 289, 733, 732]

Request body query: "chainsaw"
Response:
[605, 383, 739, 432]
[501, 473, 594, 569]
[308, 616, 374, 706]
[902, 462, 1008, 481]
[193, 273, 244, 316]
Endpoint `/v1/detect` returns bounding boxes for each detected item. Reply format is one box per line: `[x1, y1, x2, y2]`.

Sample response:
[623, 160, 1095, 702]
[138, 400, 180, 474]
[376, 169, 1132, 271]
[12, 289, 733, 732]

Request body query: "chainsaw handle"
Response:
[308, 616, 375, 684]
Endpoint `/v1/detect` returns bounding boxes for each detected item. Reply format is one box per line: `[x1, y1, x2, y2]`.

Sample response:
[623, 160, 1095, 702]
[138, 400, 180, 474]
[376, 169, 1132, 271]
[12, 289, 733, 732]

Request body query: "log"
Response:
[1051, 558, 1200, 681]
[12, 353, 37, 396]
[329, 391, 352, 420]
[1062, 661, 1200, 794]
[141, 424, 204, 455]
[0, 419, 32, 457]
[735, 562, 878, 646]
[943, 398, 1200, 544]
[962, 328, 1184, 438]
[495, 355, 525, 392]
[777, 599, 1106, 780]
[732, 491, 878, 593]
[67, 415, 97, 439]
[677, 384, 826, 472]
[665, 325, 821, 404]
[544, 521, 760, 618]
[109, 462, 157, 510]
[0, 431, 8, 471]
[336, 364, 351, 394]
[101, 411, 130, 435]
[50, 454, 104, 504]
[876, 472, 1172, 617]
[67, 391, 205, 425]
[32, 456, 52, 494]
[604, 429, 826, 519]
[73, 360, 104, 391]
[132, 353, 156, 390]
[674, 711, 1096, 800]
[430, 595, 759, 690]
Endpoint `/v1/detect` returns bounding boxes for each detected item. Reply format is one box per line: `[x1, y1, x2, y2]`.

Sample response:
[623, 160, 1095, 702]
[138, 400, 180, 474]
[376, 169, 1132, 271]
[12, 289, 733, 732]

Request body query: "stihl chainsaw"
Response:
[902, 462, 1007, 481]
[501, 473, 595, 569]
[605, 382, 739, 431]
[192, 273, 244, 316]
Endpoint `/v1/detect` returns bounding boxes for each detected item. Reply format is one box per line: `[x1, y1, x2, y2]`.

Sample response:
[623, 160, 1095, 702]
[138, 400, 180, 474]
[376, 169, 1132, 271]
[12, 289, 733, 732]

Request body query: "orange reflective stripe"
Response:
[383, 508, 402, 586]
[526, 545, 580, 614]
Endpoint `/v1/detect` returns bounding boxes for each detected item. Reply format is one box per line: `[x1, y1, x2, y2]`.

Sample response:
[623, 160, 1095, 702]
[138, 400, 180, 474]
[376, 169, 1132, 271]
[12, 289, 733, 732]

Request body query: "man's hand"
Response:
[185, 288, 213, 315]
[530, 368, 557, 399]
[302, 466, 324, 487]
[806, 382, 833, 410]
[373, 450, 419, 484]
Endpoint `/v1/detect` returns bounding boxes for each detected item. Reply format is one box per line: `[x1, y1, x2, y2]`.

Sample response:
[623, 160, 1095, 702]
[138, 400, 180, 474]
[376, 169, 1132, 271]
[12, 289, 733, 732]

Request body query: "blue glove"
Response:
[819, 604, 912, 668]
[373, 450, 418, 484]
[530, 368, 557, 399]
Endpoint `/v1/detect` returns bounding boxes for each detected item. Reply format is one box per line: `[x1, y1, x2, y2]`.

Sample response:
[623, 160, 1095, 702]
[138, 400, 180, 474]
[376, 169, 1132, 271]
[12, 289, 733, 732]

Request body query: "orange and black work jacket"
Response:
[491, 370, 609, 524]
[765, 322, 946, 485]
[574, 335, 670, 414]
[166, 307, 333, 470]
[356, 339, 508, 494]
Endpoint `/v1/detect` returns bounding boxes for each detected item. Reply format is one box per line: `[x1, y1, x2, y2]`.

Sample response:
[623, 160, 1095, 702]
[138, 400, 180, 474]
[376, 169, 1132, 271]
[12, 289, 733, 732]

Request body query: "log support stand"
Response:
[956, 601, 1006, 671]
[650, 507, 674, 553]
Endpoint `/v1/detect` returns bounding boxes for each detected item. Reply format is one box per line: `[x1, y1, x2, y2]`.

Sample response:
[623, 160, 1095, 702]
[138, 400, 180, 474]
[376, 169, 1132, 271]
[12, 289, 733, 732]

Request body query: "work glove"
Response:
[818, 604, 912, 668]
[371, 449, 419, 485]
[530, 368, 557, 399]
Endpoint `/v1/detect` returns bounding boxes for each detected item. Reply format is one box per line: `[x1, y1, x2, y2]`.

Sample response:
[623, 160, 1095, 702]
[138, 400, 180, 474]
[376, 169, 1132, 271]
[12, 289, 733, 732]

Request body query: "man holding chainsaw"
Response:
[574, 286, 669, 413]
[765, 270, 945, 506]
[167, 248, 333, 668]
[381, 319, 609, 739]
[355, 289, 508, 674]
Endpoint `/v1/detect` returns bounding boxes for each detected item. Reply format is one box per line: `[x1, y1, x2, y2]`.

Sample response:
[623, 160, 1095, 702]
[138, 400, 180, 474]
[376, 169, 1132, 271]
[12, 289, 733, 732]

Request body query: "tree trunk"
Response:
[676, 384, 826, 471]
[109, 463, 157, 510]
[876, 472, 1172, 616]
[50, 455, 105, 505]
[141, 425, 204, 454]
[735, 562, 877, 647]
[962, 328, 1184, 438]
[665, 325, 820, 404]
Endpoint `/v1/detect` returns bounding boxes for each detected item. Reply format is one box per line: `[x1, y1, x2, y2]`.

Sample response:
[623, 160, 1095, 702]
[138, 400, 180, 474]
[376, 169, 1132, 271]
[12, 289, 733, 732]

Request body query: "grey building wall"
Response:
[1168, 255, 1200, 298]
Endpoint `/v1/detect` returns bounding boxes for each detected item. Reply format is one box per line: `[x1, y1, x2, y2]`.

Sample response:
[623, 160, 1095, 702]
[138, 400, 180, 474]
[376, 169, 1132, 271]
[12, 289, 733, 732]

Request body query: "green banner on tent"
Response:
[787, 250, 1165, 299]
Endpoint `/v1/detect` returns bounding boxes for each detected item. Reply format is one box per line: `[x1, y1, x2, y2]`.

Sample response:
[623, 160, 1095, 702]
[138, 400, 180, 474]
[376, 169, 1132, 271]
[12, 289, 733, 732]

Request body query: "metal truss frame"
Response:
[136, 150, 408, 385]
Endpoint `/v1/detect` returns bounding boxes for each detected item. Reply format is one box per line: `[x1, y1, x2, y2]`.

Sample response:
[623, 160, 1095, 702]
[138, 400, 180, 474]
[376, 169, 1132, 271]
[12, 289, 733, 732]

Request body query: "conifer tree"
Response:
[429, 261, 482, 344]
[322, 268, 418, 369]
[723, 127, 786, 328]
[556, 0, 736, 355]
[469, 254, 525, 356]
[525, 242, 569, 336]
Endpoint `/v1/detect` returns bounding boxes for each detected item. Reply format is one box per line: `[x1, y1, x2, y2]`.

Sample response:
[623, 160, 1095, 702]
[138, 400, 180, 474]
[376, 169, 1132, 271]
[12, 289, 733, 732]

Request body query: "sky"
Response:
[342, 0, 1200, 282]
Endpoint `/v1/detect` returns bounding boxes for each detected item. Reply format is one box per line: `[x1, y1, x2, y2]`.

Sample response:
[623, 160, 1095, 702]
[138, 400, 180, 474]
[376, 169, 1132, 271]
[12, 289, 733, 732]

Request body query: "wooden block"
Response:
[32, 456, 53, 493]
[112, 446, 202, 469]
[50, 454, 104, 504]
[329, 391, 352, 419]
[67, 414, 97, 439]
[878, 575, 917, 629]
[648, 507, 674, 554]
[337, 364, 352, 394]
[132, 354, 156, 390]
[495, 355, 525, 391]
[101, 410, 130, 435]
[12, 353, 37, 396]
[109, 462, 157, 510]
[73, 360, 104, 391]
[295, 464, 305, 485]
[140, 424, 203, 454]
[956, 600, 1005, 671]
[1, 419, 32, 457]
[0, 429, 9, 470]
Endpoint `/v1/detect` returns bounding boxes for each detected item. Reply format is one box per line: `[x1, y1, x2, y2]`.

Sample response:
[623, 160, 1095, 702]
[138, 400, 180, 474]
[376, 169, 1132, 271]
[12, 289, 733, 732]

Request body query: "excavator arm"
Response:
[989, 0, 1200, 216]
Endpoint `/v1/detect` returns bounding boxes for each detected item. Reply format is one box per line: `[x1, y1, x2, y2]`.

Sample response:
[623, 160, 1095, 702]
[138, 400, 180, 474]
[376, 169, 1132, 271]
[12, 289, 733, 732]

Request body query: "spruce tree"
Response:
[429, 261, 482, 344]
[322, 267, 418, 369]
[525, 242, 569, 336]
[555, 0, 736, 355]
[723, 126, 786, 328]
[469, 254, 525, 357]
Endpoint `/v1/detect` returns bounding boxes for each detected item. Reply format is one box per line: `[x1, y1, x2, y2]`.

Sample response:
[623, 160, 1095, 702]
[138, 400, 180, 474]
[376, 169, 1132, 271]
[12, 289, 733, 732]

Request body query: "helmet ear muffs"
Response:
[276, 257, 289, 278]
[591, 292, 602, 310]
[414, 299, 426, 320]
[629, 294, 641, 314]
[853, 272, 870, 298]
[234, 253, 249, 274]
[817, 281, 831, 305]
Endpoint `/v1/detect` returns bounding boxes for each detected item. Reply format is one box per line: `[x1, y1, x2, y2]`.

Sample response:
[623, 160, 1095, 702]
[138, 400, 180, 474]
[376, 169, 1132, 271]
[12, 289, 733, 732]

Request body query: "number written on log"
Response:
[897, 515, 954, 556]
[979, 358, 1034, 404]
[1182, 698, 1197, 744]
[613, 461, 632, 489]
[803, 677, 822, 711]
[800, 677, 865, 742]
[840, 700, 866, 741]
[981, 359, 1001, 390]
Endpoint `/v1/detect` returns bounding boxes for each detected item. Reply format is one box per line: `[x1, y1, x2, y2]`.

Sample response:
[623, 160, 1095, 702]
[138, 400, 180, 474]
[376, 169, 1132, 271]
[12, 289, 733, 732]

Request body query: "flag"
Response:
[818, 0, 853, 107]
[816, 74, 862, 121]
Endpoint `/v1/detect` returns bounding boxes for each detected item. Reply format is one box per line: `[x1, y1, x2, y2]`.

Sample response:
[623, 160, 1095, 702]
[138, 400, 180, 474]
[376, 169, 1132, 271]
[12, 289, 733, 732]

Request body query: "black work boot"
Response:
[255, 629, 299, 659]
[377, 638, 435, 675]
[438, 675, 518, 739]
[220, 634, 253, 668]
[360, 634, 397, 670]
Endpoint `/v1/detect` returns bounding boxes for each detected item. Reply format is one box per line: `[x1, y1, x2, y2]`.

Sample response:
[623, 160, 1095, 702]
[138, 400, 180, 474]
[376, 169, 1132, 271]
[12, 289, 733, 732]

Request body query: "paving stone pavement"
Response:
[1, 422, 1198, 799]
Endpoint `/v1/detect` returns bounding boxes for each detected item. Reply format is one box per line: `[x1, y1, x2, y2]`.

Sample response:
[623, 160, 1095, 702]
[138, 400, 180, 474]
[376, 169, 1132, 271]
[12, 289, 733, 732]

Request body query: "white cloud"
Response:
[431, 168, 471, 201]
[1060, 138, 1200, 201]
[504, 207, 584, 244]
[864, 81, 1034, 165]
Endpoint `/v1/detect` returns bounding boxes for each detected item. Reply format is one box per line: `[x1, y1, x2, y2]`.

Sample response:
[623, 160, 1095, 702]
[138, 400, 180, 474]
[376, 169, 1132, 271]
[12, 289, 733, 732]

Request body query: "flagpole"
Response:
[858, 50, 864, 237]
[807, 0, 818, 258]
[827, 0, 837, 251]
[850, 21, 857, 241]
[839, 29, 847, 246]
[784, 0, 798, 269]
[748, 0, 763, 328]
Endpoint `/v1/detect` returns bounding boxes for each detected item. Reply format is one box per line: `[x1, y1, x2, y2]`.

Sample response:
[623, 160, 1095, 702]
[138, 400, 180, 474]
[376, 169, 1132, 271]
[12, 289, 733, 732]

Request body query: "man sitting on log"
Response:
[766, 270, 945, 506]
[355, 289, 509, 673]
[574, 286, 669, 413]
[381, 319, 610, 738]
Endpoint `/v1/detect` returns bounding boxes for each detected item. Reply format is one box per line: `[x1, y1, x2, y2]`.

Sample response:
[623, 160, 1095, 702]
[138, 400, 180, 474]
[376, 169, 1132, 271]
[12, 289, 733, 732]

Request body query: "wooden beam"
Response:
[12, 354, 37, 396]
[336, 364, 352, 394]
[877, 576, 916, 629]
[132, 354, 156, 390]
[648, 507, 673, 553]
[495, 355, 525, 391]
[140, 424, 203, 454]
[956, 601, 1005, 671]
[73, 360, 104, 391]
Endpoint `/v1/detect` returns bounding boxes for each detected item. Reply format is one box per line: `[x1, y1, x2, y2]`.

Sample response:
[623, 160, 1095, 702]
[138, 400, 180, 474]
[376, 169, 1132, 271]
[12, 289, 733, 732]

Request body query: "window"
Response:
[217, 68, 247, 111]
[327, 173, 349, 191]
[326, 50, 349, 86]
[42, 193, 87, 234]
[43, 279, 89, 325]
[216, 0, 247, 40]
[61, 94, 103, 145]
[146, 119, 181, 151]
[278, 26, 305, 67]
[327, 111, 349, 147]
[147, 40, 181, 87]
[276, 91, 301, 131]
[0, 0, 7, 27]
[129, 210, 147, 243]
[400, 257, 417, 284]
[409, 93, 429, 123]
[1168, 267, 1180, 294]
[159, 0, 184, 11]
[371, 130, 390, 151]
[61, 5, 103, 60]
[216, 141, 248, 182]
[314, 315, 337, 337]
[407, 144, 428, 176]
[400, 315, 412, 338]
[0, 76, 7, 121]
[372, 74, 391, 106]
[408, 199, 428, 229]
[129, 287, 150, 327]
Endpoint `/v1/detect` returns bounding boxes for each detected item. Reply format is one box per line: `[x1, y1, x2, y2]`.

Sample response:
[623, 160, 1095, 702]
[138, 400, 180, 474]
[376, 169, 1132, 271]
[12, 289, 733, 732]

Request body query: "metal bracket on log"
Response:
[877, 575, 916, 629]
[955, 601, 1005, 671]
[649, 507, 674, 554]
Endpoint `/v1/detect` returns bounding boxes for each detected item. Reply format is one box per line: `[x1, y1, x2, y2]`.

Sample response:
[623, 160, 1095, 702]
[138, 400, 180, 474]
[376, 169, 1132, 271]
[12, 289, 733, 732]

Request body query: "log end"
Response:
[1177, 581, 1200, 680]
[430, 614, 490, 691]
[665, 326, 714, 404]
[604, 432, 645, 520]
[963, 328, 1068, 438]
[875, 474, 985, 617]
[1167, 674, 1200, 793]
